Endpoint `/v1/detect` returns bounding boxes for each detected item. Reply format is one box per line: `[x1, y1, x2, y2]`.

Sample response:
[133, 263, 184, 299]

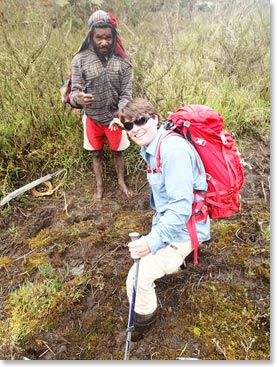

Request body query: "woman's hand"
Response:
[128, 236, 151, 259]
[109, 118, 124, 131]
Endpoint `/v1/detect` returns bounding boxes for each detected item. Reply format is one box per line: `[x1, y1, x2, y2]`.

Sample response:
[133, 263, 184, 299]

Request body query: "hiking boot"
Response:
[131, 310, 157, 342]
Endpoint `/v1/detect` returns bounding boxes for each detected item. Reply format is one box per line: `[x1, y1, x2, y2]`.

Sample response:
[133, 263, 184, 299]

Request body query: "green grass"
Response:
[0, 0, 270, 192]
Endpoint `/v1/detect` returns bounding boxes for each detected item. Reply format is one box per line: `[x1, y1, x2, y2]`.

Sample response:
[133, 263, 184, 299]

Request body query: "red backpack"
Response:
[154, 104, 245, 264]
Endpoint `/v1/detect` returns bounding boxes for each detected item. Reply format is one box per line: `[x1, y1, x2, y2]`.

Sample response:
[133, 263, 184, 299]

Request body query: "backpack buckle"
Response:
[220, 133, 227, 144]
[195, 137, 206, 146]
[165, 121, 175, 130]
[183, 120, 191, 128]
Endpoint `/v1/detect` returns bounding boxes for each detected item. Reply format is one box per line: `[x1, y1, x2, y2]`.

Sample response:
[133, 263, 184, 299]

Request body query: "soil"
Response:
[0, 138, 270, 361]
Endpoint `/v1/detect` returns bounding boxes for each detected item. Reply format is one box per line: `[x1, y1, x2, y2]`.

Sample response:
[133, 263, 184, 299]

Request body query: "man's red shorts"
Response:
[82, 115, 130, 151]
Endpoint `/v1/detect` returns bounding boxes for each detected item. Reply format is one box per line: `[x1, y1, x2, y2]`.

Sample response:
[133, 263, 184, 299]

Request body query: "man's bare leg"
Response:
[112, 151, 133, 198]
[92, 150, 105, 200]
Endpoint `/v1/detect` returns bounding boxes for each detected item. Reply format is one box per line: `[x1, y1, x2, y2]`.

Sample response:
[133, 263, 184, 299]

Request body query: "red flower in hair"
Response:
[107, 12, 118, 28]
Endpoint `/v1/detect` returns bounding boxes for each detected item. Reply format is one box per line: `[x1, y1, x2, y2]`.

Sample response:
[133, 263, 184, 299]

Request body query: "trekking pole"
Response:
[124, 232, 140, 361]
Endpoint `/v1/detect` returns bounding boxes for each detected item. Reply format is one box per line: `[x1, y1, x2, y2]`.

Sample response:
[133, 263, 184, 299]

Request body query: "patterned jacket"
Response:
[70, 45, 132, 125]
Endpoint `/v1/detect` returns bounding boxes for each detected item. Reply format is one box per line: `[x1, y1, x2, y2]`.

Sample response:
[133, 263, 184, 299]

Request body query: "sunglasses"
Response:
[123, 115, 153, 131]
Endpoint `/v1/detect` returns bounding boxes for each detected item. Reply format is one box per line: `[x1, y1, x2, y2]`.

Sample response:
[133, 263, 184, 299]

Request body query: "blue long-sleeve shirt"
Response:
[141, 126, 210, 254]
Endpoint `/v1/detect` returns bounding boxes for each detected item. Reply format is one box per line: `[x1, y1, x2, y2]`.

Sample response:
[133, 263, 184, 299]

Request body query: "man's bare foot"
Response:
[118, 183, 133, 198]
[94, 186, 104, 200]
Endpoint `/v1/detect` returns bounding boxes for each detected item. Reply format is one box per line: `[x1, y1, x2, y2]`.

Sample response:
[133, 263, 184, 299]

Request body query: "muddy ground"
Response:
[0, 138, 270, 360]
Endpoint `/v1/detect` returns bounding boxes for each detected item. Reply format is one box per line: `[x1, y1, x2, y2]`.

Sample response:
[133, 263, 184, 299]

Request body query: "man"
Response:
[70, 10, 133, 200]
[119, 97, 211, 340]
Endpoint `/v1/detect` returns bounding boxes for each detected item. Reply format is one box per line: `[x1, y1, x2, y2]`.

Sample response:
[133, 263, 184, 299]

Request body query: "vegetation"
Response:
[0, 0, 270, 194]
[0, 0, 270, 361]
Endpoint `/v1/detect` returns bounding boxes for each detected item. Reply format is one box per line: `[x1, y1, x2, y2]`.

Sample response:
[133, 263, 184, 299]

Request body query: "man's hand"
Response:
[128, 236, 151, 259]
[75, 84, 93, 106]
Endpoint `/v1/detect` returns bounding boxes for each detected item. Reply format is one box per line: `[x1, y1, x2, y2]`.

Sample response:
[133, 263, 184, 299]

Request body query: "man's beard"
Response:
[93, 41, 114, 60]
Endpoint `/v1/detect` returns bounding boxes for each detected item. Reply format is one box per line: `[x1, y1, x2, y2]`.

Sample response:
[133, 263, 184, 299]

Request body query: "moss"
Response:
[210, 221, 241, 250]
[0, 256, 13, 267]
[85, 333, 102, 353]
[177, 282, 269, 360]
[3, 272, 90, 345]
[27, 228, 64, 249]
[246, 262, 270, 281]
[112, 210, 152, 235]
[6, 278, 63, 342]
[26, 221, 97, 249]
[22, 252, 48, 272]
[68, 221, 96, 239]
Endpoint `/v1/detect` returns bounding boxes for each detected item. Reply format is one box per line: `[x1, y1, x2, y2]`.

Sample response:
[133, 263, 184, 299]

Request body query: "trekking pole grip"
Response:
[129, 232, 140, 241]
[129, 232, 141, 262]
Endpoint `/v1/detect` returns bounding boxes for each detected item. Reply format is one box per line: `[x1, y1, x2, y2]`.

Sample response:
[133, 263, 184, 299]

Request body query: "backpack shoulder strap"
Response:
[155, 131, 175, 172]
[155, 129, 202, 175]
[155, 129, 209, 265]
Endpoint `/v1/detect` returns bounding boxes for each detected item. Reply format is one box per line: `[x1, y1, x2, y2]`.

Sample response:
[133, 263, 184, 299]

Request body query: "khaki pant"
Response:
[126, 240, 193, 315]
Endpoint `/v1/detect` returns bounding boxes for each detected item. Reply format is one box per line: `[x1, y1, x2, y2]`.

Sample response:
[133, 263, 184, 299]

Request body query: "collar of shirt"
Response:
[140, 126, 166, 163]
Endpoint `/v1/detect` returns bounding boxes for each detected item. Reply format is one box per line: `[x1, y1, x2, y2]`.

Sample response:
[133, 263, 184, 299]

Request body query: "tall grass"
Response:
[0, 0, 270, 196]
[128, 1, 270, 132]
